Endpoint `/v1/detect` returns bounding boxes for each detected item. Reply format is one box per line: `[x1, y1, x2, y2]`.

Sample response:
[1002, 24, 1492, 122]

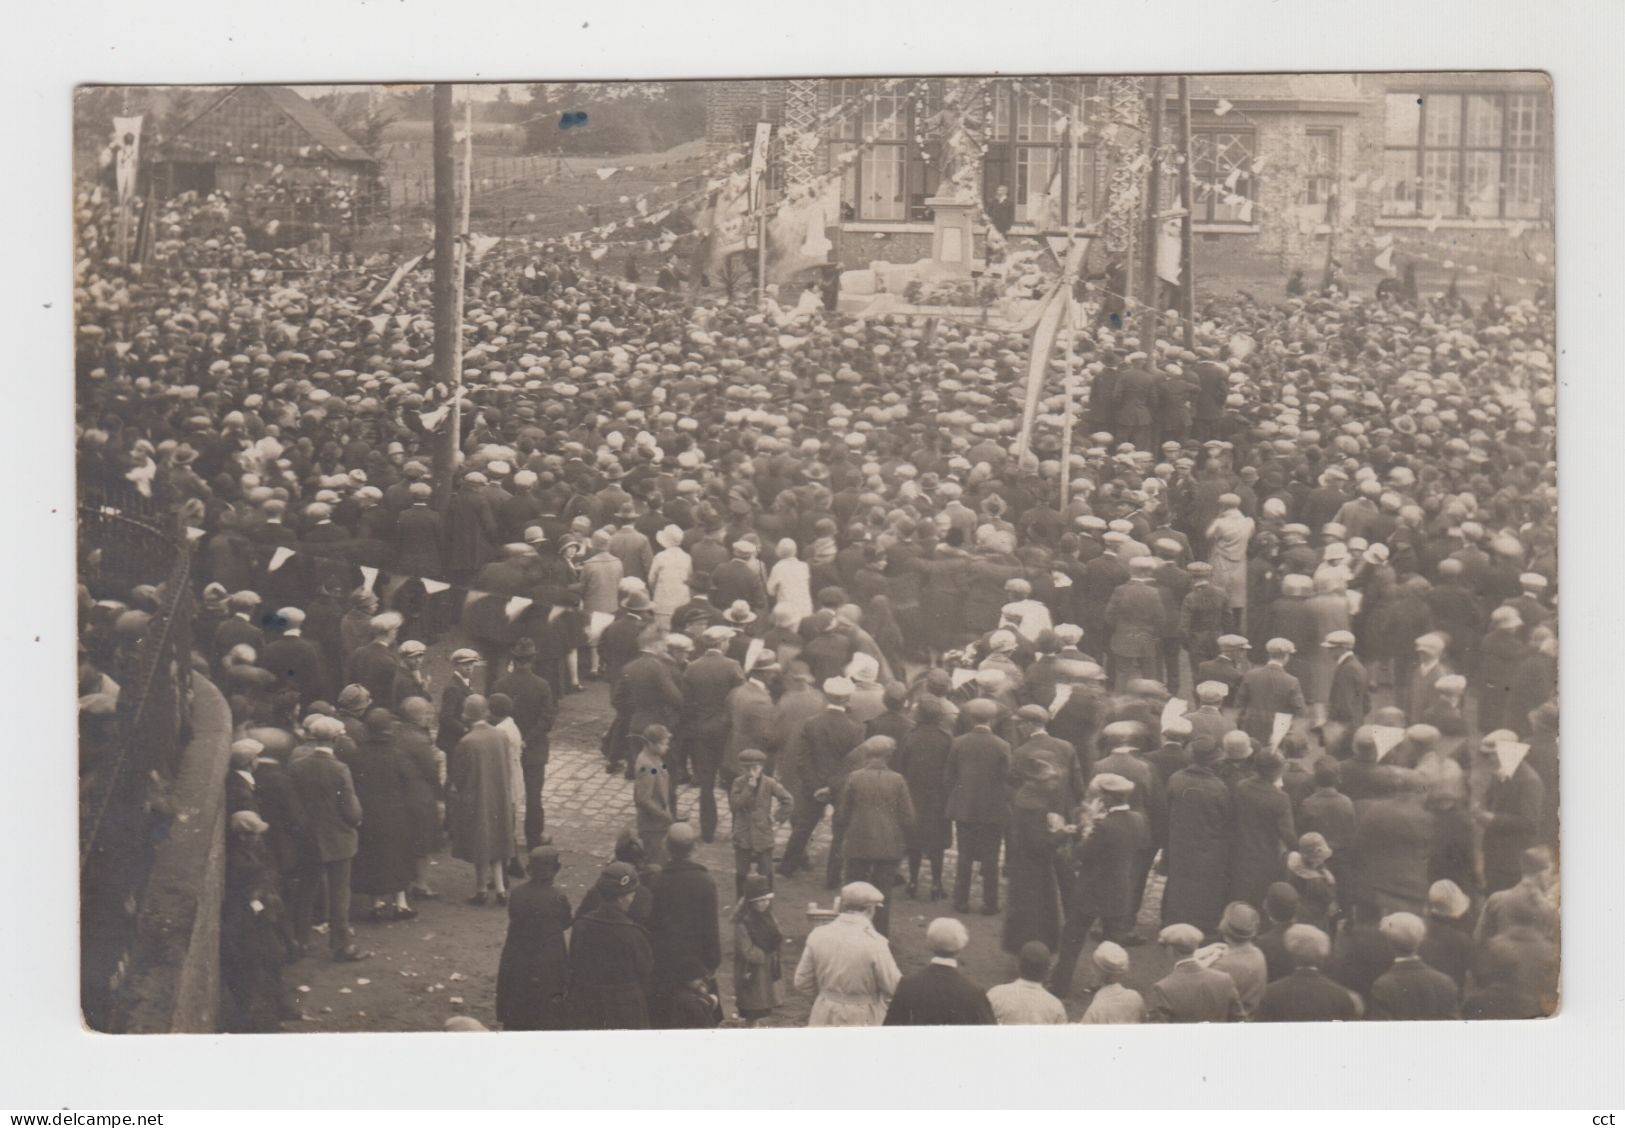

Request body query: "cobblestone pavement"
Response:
[286, 640, 1171, 1033]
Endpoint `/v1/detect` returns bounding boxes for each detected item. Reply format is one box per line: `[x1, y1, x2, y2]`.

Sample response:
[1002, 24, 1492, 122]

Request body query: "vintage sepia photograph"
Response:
[74, 72, 1558, 1037]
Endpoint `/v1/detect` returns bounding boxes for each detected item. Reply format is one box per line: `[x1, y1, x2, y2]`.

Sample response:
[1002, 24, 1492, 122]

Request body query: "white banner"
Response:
[113, 115, 143, 203]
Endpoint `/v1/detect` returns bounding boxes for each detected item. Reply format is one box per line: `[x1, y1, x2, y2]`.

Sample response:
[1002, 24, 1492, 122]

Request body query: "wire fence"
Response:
[78, 501, 195, 1033]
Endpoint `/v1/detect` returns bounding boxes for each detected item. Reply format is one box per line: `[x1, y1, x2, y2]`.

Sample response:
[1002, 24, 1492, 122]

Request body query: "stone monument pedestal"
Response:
[927, 196, 977, 275]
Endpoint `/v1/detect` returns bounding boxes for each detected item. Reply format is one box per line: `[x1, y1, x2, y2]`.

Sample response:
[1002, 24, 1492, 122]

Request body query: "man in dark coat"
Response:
[1475, 608, 1530, 733]
[833, 737, 915, 937]
[344, 708, 419, 917]
[493, 639, 558, 849]
[566, 862, 655, 1030]
[393, 482, 444, 576]
[1254, 923, 1361, 1021]
[1077, 545, 1130, 660]
[1367, 912, 1461, 1020]
[780, 677, 865, 883]
[1105, 556, 1168, 688]
[437, 649, 480, 774]
[1192, 361, 1229, 442]
[1322, 630, 1369, 751]
[1161, 737, 1233, 936]
[1112, 362, 1160, 454]
[883, 917, 995, 1025]
[1048, 774, 1150, 997]
[943, 698, 1011, 914]
[286, 716, 369, 962]
[680, 627, 745, 839]
[611, 628, 686, 777]
[258, 607, 329, 707]
[495, 845, 572, 1031]
[1476, 734, 1546, 893]
[348, 611, 405, 711]
[1230, 749, 1296, 912]
[897, 696, 955, 899]
[1194, 634, 1250, 707]
[1235, 638, 1306, 743]
[214, 592, 265, 669]
[1353, 775, 1434, 916]
[647, 824, 722, 1027]
[443, 472, 497, 585]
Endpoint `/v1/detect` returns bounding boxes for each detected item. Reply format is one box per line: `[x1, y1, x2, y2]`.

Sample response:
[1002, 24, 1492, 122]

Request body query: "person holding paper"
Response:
[1235, 638, 1306, 745]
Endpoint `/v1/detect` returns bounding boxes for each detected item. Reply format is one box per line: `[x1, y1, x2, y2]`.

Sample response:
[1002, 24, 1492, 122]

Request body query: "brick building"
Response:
[703, 73, 1552, 279]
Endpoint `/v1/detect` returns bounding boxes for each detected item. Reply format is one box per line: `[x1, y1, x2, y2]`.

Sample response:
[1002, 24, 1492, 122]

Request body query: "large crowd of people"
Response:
[76, 181, 1558, 1031]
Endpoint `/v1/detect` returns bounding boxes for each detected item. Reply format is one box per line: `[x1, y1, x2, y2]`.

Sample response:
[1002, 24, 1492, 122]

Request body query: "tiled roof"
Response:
[258, 85, 376, 162]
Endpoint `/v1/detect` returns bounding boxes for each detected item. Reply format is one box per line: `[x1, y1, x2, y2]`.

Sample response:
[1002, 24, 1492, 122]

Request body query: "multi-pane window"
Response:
[1304, 128, 1340, 220]
[1382, 89, 1547, 220]
[826, 79, 939, 222]
[983, 80, 1093, 227]
[1189, 129, 1257, 224]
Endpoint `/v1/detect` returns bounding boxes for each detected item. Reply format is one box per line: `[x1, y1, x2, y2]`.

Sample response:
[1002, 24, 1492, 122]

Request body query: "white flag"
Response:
[1161, 697, 1187, 732]
[595, 167, 618, 180]
[421, 578, 452, 595]
[359, 566, 379, 593]
[1214, 98, 1233, 118]
[1268, 712, 1294, 751]
[504, 596, 534, 622]
[1495, 741, 1530, 779]
[268, 545, 297, 573]
[1374, 245, 1395, 274]
[1371, 725, 1407, 762]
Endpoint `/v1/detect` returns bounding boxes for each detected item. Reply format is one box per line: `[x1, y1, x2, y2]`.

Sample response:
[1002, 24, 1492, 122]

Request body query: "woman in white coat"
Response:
[647, 524, 693, 632]
[767, 537, 813, 625]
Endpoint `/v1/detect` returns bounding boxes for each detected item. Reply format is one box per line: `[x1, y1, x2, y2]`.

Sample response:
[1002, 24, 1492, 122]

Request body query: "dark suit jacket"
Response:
[614, 652, 686, 734]
[1368, 958, 1461, 1020]
[1105, 580, 1166, 658]
[648, 858, 722, 981]
[215, 615, 264, 664]
[834, 765, 916, 861]
[259, 632, 329, 705]
[493, 667, 558, 763]
[1235, 664, 1306, 741]
[944, 729, 1011, 823]
[1326, 654, 1369, 725]
[798, 707, 866, 795]
[393, 505, 444, 576]
[287, 749, 362, 863]
[682, 652, 745, 730]
[1255, 967, 1361, 1022]
[883, 963, 995, 1025]
[348, 640, 400, 710]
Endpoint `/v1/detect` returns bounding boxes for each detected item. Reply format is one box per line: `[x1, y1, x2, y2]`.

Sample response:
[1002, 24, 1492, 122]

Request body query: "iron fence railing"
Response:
[78, 503, 194, 1032]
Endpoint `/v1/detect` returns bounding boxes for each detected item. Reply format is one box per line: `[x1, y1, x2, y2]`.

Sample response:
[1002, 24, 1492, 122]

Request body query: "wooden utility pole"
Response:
[1139, 76, 1166, 350]
[1178, 76, 1197, 350]
[430, 84, 461, 500]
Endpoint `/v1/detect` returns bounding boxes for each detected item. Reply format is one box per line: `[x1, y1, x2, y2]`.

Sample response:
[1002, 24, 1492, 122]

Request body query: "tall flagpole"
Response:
[431, 84, 459, 500]
[1139, 76, 1166, 351]
[1178, 76, 1197, 351]
[450, 95, 472, 460]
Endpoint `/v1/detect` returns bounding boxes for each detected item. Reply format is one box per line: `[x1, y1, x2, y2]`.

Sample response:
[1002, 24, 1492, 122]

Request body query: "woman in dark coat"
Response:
[495, 845, 572, 1031]
[1002, 759, 1067, 954]
[566, 862, 655, 1030]
[896, 699, 954, 899]
[346, 708, 419, 920]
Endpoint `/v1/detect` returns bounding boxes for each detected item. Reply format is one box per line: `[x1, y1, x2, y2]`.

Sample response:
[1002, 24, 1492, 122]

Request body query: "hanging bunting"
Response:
[267, 545, 297, 573]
